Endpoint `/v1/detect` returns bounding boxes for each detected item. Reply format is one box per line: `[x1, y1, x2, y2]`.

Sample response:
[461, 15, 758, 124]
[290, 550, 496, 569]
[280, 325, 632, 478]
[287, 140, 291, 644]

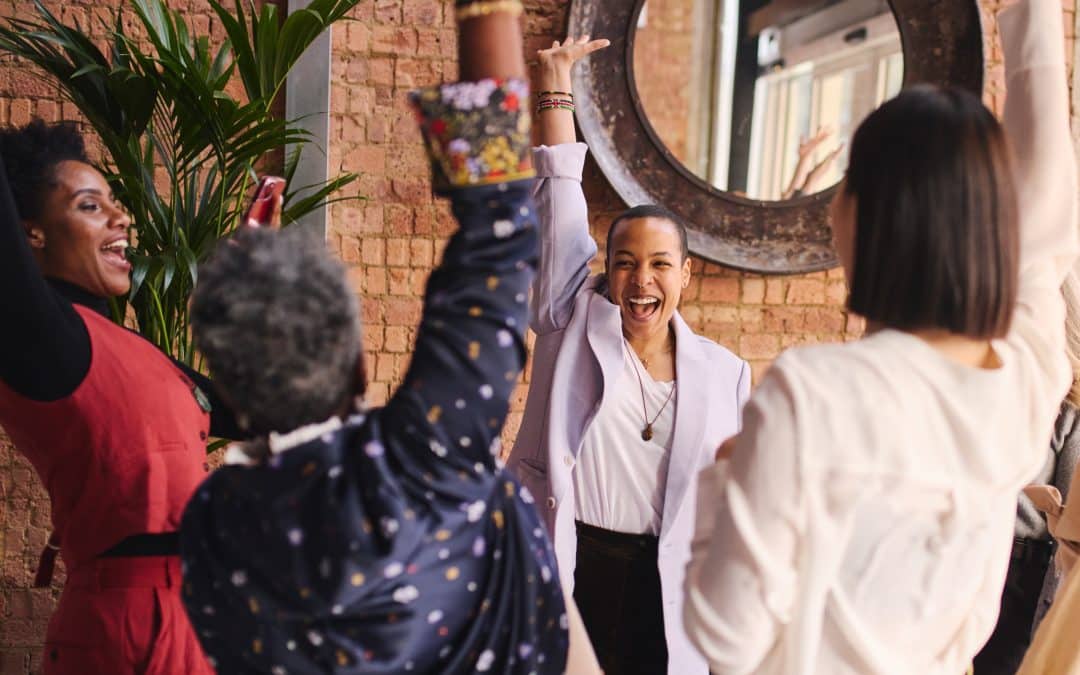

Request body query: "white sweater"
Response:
[682, 1, 1080, 673]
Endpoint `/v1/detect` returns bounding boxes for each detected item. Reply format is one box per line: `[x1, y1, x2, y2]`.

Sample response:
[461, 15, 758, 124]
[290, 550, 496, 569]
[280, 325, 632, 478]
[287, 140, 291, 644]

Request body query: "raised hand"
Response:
[783, 127, 844, 199]
[537, 36, 611, 91]
[536, 36, 610, 146]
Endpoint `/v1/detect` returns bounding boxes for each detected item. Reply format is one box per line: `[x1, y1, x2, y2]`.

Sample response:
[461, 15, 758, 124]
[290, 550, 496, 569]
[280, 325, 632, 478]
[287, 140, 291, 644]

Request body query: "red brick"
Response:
[403, 0, 441, 26]
[388, 267, 411, 295]
[409, 239, 433, 267]
[802, 308, 846, 333]
[9, 98, 30, 127]
[345, 22, 370, 52]
[361, 238, 385, 266]
[364, 267, 387, 295]
[383, 204, 412, 235]
[340, 236, 361, 264]
[367, 57, 395, 87]
[386, 238, 410, 266]
[374, 0, 402, 24]
[739, 334, 780, 360]
[372, 26, 417, 55]
[785, 279, 826, 305]
[825, 280, 848, 305]
[343, 145, 386, 174]
[741, 278, 765, 304]
[375, 353, 396, 381]
[385, 326, 410, 353]
[385, 298, 422, 325]
[764, 278, 785, 304]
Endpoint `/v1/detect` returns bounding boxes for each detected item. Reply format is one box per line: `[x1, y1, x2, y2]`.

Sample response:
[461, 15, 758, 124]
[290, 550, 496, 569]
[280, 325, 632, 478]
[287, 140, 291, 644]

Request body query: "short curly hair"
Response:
[0, 119, 89, 221]
[191, 227, 362, 435]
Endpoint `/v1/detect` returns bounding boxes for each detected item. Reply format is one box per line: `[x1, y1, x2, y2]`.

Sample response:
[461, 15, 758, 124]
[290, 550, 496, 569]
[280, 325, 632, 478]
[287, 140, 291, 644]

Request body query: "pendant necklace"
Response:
[625, 340, 677, 442]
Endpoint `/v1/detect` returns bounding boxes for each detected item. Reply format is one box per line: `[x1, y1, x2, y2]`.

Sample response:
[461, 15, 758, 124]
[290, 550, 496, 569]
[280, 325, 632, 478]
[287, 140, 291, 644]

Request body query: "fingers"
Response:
[582, 38, 611, 55]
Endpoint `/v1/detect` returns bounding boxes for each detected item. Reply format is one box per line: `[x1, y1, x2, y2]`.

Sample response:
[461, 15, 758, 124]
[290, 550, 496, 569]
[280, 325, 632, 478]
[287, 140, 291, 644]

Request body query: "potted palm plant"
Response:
[0, 0, 361, 364]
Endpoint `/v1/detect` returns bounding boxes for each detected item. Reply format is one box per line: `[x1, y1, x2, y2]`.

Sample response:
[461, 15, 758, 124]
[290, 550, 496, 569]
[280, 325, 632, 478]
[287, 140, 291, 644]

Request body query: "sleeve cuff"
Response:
[532, 143, 589, 181]
[409, 78, 535, 192]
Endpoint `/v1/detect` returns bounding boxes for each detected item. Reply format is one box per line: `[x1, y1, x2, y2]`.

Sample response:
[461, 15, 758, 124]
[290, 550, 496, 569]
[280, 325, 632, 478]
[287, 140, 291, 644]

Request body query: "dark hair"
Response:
[191, 227, 363, 435]
[0, 119, 89, 221]
[844, 84, 1018, 338]
[605, 204, 690, 264]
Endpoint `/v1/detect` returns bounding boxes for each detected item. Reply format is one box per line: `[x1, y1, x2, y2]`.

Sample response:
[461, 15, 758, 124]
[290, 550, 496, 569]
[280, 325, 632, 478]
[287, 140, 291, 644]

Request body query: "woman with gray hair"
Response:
[176, 3, 599, 673]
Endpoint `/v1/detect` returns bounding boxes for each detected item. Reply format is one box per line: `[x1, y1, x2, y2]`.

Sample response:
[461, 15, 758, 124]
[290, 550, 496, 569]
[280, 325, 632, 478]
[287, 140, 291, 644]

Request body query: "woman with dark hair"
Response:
[176, 3, 601, 674]
[683, 1, 1077, 673]
[505, 37, 750, 675]
[0, 121, 242, 672]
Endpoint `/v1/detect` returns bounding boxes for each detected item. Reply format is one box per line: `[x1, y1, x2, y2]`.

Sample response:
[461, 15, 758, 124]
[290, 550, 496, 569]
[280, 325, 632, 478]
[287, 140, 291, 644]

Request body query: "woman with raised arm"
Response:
[0, 121, 246, 672]
[177, 3, 600, 673]
[683, 1, 1079, 673]
[505, 38, 750, 675]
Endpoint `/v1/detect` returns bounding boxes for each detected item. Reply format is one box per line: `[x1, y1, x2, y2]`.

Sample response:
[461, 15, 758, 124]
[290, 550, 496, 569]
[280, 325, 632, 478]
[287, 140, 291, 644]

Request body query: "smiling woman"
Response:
[504, 38, 750, 675]
[24, 160, 134, 297]
[0, 120, 245, 674]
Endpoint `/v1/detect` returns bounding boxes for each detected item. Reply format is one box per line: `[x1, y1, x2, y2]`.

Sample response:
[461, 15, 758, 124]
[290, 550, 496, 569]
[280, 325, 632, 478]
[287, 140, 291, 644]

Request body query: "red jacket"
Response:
[0, 305, 209, 574]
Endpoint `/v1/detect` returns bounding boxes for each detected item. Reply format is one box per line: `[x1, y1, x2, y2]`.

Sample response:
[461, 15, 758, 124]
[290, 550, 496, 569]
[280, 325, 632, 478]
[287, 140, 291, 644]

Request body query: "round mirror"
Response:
[633, 0, 904, 201]
[569, 0, 982, 273]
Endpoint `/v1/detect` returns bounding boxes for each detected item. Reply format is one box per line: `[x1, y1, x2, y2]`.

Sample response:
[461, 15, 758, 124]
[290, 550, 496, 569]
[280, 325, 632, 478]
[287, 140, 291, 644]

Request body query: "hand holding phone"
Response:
[242, 176, 286, 229]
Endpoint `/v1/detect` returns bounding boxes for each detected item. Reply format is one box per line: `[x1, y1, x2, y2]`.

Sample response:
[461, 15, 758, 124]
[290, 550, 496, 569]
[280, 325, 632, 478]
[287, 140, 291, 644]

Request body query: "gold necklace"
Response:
[624, 341, 677, 442]
[632, 334, 674, 370]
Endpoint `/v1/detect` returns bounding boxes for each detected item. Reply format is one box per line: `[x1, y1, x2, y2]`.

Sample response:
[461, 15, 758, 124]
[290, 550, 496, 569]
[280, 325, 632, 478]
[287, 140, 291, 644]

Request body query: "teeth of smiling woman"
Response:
[101, 241, 128, 252]
[629, 297, 659, 305]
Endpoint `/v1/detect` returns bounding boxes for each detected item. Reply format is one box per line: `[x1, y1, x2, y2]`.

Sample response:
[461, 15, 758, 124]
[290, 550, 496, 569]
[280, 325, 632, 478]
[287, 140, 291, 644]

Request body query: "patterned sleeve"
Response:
[375, 78, 537, 471]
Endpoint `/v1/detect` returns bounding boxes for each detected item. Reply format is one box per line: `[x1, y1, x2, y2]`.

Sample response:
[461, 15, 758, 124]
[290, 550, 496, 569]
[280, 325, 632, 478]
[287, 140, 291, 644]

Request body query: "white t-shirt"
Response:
[574, 345, 676, 535]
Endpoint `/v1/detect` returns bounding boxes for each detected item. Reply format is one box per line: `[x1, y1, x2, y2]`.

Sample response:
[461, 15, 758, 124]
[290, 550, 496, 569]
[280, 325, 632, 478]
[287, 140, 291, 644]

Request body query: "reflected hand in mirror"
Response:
[536, 36, 610, 147]
[782, 127, 844, 199]
[633, 0, 903, 201]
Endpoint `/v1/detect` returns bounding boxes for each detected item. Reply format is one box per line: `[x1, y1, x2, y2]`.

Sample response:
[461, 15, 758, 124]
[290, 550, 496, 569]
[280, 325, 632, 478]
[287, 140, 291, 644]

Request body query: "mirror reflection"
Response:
[633, 0, 904, 200]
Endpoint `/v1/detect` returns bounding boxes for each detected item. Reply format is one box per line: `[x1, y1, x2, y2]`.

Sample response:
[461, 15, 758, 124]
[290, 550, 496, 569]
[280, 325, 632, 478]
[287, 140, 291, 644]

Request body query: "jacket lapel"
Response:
[660, 311, 711, 541]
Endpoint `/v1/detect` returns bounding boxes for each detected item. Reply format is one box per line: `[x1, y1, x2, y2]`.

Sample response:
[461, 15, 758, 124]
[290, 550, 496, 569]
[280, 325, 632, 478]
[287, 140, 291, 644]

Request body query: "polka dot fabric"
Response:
[179, 80, 567, 674]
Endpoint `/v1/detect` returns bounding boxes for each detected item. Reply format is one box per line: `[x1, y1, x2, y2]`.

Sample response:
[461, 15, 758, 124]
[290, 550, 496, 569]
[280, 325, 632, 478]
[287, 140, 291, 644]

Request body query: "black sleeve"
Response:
[379, 179, 537, 470]
[172, 359, 248, 442]
[0, 155, 91, 401]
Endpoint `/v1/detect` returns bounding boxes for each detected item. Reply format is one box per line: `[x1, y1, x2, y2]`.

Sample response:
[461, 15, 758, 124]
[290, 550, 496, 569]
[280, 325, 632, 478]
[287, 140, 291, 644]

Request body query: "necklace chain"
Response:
[624, 340, 677, 442]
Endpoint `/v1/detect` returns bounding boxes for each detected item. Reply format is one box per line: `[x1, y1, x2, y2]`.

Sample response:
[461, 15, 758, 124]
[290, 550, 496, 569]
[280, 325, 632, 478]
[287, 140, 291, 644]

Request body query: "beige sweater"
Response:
[682, 1, 1079, 674]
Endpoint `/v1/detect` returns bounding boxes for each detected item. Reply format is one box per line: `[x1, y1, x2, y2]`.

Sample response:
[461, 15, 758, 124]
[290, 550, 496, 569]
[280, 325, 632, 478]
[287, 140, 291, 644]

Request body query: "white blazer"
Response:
[506, 143, 750, 675]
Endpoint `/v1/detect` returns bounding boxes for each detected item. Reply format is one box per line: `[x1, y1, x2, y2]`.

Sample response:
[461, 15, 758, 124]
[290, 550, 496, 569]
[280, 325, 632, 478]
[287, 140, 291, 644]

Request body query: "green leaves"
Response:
[0, 0, 361, 364]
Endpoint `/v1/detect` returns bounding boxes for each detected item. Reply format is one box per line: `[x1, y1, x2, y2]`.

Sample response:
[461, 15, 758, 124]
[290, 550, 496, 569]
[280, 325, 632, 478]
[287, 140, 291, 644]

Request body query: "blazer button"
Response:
[546, 497, 557, 510]
[199, 431, 208, 441]
[563, 455, 573, 467]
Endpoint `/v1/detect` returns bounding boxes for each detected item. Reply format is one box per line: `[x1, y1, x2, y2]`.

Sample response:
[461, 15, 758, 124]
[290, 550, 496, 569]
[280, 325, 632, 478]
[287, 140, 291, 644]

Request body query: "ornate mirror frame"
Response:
[569, 0, 984, 274]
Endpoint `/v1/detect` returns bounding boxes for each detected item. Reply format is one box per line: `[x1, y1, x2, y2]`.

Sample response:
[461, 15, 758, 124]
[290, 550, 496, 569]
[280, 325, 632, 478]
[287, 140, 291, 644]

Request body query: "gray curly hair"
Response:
[191, 227, 362, 435]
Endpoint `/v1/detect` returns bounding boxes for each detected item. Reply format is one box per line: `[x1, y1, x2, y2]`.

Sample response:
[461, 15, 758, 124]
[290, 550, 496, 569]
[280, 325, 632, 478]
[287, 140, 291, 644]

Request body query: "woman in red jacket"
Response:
[0, 121, 240, 673]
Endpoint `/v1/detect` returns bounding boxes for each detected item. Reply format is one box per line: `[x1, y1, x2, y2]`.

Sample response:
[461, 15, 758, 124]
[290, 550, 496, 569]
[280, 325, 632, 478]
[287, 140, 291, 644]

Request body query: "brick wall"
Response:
[0, 0, 1072, 670]
[633, 0, 697, 166]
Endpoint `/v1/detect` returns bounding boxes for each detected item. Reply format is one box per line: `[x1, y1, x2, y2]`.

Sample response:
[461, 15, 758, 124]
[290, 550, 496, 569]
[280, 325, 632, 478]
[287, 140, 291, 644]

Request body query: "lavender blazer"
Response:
[506, 143, 750, 675]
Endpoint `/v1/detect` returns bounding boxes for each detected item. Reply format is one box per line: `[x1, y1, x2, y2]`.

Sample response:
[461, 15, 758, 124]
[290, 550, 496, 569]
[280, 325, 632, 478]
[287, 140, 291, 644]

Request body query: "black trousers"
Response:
[573, 521, 668, 675]
[972, 537, 1055, 675]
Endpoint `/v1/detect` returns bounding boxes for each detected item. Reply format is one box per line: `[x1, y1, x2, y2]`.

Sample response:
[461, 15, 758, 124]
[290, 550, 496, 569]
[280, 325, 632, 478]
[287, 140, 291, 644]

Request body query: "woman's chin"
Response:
[106, 278, 132, 299]
[620, 308, 669, 339]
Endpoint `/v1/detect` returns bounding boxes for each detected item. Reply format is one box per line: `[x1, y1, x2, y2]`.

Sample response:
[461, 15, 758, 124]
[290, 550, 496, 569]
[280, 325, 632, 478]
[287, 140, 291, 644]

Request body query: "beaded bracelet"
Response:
[536, 97, 574, 107]
[537, 90, 573, 99]
[455, 0, 524, 21]
[536, 100, 575, 114]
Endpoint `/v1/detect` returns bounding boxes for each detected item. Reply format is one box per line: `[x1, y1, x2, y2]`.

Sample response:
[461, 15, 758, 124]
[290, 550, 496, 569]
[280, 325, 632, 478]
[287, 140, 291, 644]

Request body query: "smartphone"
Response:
[242, 176, 286, 229]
